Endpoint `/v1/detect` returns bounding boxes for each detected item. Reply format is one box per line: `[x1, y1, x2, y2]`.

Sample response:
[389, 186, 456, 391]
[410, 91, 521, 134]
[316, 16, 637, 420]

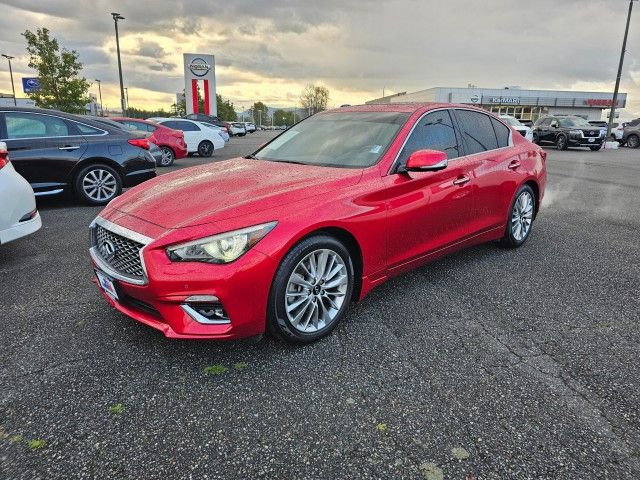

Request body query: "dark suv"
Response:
[533, 115, 605, 151]
[0, 107, 156, 205]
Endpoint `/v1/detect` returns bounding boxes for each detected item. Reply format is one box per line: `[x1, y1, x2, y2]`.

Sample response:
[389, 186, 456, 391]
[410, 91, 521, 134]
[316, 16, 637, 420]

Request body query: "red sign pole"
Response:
[191, 79, 199, 114]
[203, 79, 210, 115]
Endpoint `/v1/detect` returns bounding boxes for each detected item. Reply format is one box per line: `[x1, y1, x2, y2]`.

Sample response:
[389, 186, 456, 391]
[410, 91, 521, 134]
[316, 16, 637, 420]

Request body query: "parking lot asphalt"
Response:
[1, 132, 639, 479]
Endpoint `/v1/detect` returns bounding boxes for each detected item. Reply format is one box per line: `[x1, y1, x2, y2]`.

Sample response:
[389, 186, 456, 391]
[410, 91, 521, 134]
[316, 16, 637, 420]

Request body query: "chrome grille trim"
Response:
[89, 217, 153, 285]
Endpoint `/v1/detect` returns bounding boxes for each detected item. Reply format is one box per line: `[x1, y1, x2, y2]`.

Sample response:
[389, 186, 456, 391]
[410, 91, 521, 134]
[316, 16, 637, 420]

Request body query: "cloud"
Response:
[0, 0, 637, 117]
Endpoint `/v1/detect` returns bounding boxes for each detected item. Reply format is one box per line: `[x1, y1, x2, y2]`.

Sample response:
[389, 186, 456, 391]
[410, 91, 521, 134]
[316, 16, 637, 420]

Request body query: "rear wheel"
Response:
[556, 134, 568, 150]
[268, 235, 354, 344]
[74, 164, 122, 205]
[500, 184, 536, 248]
[197, 140, 214, 157]
[626, 134, 639, 148]
[159, 146, 175, 166]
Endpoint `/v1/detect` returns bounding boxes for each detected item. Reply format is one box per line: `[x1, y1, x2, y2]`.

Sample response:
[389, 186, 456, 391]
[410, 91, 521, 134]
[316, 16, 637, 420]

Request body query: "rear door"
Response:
[160, 120, 200, 152]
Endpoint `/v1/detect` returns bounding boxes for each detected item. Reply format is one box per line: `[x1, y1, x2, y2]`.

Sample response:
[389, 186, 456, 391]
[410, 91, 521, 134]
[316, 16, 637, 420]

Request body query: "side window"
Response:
[160, 121, 180, 130]
[490, 118, 510, 148]
[455, 110, 498, 155]
[181, 121, 200, 132]
[5, 112, 69, 139]
[398, 110, 460, 165]
[75, 122, 105, 135]
[537, 117, 551, 127]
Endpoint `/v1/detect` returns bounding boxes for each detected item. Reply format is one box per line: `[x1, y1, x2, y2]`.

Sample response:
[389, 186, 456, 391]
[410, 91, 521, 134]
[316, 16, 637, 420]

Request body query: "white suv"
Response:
[148, 118, 225, 157]
[0, 142, 41, 245]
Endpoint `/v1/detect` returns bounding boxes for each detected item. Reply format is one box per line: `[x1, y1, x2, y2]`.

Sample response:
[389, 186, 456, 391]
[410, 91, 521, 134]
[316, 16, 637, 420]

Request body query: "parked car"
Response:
[90, 103, 546, 344]
[200, 122, 230, 143]
[0, 107, 156, 205]
[622, 122, 640, 148]
[244, 122, 257, 133]
[532, 115, 604, 151]
[500, 115, 533, 142]
[110, 117, 188, 167]
[226, 122, 247, 137]
[185, 114, 231, 136]
[147, 118, 225, 157]
[0, 141, 42, 244]
[611, 123, 625, 143]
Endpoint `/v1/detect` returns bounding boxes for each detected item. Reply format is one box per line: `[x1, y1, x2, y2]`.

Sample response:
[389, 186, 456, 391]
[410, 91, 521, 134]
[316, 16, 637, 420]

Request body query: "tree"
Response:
[252, 101, 269, 126]
[273, 109, 296, 127]
[300, 84, 329, 116]
[217, 94, 237, 121]
[22, 28, 91, 113]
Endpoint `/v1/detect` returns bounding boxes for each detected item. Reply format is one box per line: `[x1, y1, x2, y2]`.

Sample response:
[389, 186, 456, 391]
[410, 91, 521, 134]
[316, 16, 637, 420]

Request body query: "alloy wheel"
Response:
[627, 135, 639, 148]
[511, 191, 534, 241]
[82, 169, 117, 202]
[160, 147, 174, 166]
[284, 249, 348, 333]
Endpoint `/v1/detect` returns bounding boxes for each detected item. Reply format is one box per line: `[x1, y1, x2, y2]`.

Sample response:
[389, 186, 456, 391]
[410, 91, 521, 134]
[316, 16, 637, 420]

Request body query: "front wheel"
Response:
[626, 134, 639, 149]
[197, 140, 214, 157]
[500, 184, 536, 248]
[268, 235, 354, 344]
[74, 164, 122, 205]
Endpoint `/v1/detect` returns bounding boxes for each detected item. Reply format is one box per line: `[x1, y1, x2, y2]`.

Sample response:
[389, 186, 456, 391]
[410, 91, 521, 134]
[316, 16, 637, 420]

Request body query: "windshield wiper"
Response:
[244, 154, 258, 159]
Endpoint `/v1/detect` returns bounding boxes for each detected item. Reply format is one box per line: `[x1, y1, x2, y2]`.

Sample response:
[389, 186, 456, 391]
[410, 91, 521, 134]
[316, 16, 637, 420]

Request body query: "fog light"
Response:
[181, 301, 230, 325]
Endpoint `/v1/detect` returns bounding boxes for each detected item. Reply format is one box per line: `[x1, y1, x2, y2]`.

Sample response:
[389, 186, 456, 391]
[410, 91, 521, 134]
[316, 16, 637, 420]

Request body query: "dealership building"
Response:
[366, 87, 627, 122]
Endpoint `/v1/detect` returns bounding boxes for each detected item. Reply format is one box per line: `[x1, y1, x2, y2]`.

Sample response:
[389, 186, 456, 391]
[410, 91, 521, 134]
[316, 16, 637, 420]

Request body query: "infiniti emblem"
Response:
[99, 240, 116, 260]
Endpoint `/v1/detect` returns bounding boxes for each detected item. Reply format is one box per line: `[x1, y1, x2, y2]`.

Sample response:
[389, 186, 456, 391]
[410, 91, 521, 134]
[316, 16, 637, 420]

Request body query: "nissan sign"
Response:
[189, 58, 211, 77]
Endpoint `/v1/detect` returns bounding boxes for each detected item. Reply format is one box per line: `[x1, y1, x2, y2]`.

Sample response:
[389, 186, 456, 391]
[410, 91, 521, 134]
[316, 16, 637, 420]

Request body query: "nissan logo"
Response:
[99, 240, 116, 260]
[189, 57, 211, 77]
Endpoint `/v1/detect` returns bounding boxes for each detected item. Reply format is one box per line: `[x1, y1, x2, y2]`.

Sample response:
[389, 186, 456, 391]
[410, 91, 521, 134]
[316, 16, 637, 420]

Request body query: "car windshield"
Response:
[502, 116, 522, 127]
[254, 111, 409, 168]
[559, 117, 591, 128]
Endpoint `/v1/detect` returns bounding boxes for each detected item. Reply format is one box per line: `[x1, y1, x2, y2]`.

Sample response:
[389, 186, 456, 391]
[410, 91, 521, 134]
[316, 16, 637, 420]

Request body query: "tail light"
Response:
[128, 138, 150, 150]
[0, 141, 9, 169]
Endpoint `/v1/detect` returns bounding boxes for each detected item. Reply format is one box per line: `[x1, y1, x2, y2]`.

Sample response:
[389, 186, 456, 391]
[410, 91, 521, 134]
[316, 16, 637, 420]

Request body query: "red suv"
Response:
[110, 118, 188, 167]
[91, 103, 546, 344]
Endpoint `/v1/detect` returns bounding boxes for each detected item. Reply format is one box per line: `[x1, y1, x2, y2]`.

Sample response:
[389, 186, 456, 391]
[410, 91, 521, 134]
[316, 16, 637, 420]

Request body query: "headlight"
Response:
[166, 222, 277, 264]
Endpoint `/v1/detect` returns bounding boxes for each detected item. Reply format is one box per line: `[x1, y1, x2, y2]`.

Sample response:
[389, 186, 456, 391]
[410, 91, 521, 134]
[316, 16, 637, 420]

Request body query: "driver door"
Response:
[383, 109, 477, 273]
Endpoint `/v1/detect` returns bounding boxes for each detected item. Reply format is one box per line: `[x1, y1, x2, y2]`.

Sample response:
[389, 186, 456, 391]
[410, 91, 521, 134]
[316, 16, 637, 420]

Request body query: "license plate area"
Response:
[588, 138, 595, 143]
[96, 269, 119, 301]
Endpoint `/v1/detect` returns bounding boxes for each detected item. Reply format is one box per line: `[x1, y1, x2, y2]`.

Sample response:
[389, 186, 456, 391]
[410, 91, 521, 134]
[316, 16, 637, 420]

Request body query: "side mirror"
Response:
[404, 149, 448, 172]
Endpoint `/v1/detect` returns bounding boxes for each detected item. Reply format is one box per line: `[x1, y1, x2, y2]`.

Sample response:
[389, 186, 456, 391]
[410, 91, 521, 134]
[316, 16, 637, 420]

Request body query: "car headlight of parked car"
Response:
[166, 222, 277, 264]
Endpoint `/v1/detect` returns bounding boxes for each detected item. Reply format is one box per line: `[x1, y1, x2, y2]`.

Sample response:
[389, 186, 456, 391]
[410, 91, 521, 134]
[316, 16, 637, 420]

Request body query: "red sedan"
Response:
[90, 103, 546, 343]
[110, 117, 188, 167]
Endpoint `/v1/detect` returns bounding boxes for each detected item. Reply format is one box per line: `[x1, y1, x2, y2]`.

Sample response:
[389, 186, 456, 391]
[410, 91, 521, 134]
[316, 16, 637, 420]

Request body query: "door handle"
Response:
[508, 160, 521, 170]
[59, 145, 80, 151]
[453, 175, 470, 186]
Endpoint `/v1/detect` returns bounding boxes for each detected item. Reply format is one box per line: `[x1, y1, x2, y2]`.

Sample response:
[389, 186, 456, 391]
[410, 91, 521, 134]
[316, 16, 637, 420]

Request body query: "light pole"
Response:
[124, 87, 129, 116]
[111, 12, 126, 115]
[2, 54, 17, 106]
[95, 79, 103, 116]
[607, 0, 636, 139]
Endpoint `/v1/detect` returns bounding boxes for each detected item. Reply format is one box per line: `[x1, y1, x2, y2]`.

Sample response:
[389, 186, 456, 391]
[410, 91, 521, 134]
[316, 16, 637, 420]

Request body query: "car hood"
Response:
[108, 158, 363, 229]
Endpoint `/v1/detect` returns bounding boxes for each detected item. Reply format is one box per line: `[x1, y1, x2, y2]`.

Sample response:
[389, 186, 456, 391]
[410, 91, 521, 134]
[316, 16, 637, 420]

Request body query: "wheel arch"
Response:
[68, 157, 124, 189]
[523, 179, 541, 218]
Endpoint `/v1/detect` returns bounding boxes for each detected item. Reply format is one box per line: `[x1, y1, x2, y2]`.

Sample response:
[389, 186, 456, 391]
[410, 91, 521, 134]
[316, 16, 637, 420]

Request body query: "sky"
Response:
[0, 0, 639, 118]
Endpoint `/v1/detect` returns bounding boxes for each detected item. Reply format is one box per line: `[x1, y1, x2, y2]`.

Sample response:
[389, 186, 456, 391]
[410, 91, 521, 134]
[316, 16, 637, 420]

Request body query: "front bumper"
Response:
[90, 236, 278, 340]
[568, 137, 603, 147]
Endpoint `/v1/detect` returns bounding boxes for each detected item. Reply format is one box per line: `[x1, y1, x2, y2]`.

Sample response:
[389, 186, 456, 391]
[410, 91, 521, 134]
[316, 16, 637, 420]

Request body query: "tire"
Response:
[197, 140, 214, 157]
[589, 144, 602, 151]
[159, 146, 175, 167]
[500, 184, 536, 248]
[556, 134, 568, 150]
[74, 164, 122, 206]
[267, 235, 354, 344]
[626, 134, 639, 149]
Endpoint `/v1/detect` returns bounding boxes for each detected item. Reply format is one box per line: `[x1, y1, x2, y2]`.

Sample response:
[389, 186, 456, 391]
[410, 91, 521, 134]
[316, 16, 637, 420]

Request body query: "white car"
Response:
[243, 122, 257, 133]
[0, 142, 42, 245]
[611, 123, 625, 142]
[147, 118, 224, 157]
[226, 122, 247, 136]
[201, 122, 230, 143]
[500, 115, 534, 142]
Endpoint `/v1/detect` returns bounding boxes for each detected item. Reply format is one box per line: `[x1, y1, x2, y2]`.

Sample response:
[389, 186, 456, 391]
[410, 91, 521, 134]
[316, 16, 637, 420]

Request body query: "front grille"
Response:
[583, 130, 599, 138]
[94, 225, 145, 280]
